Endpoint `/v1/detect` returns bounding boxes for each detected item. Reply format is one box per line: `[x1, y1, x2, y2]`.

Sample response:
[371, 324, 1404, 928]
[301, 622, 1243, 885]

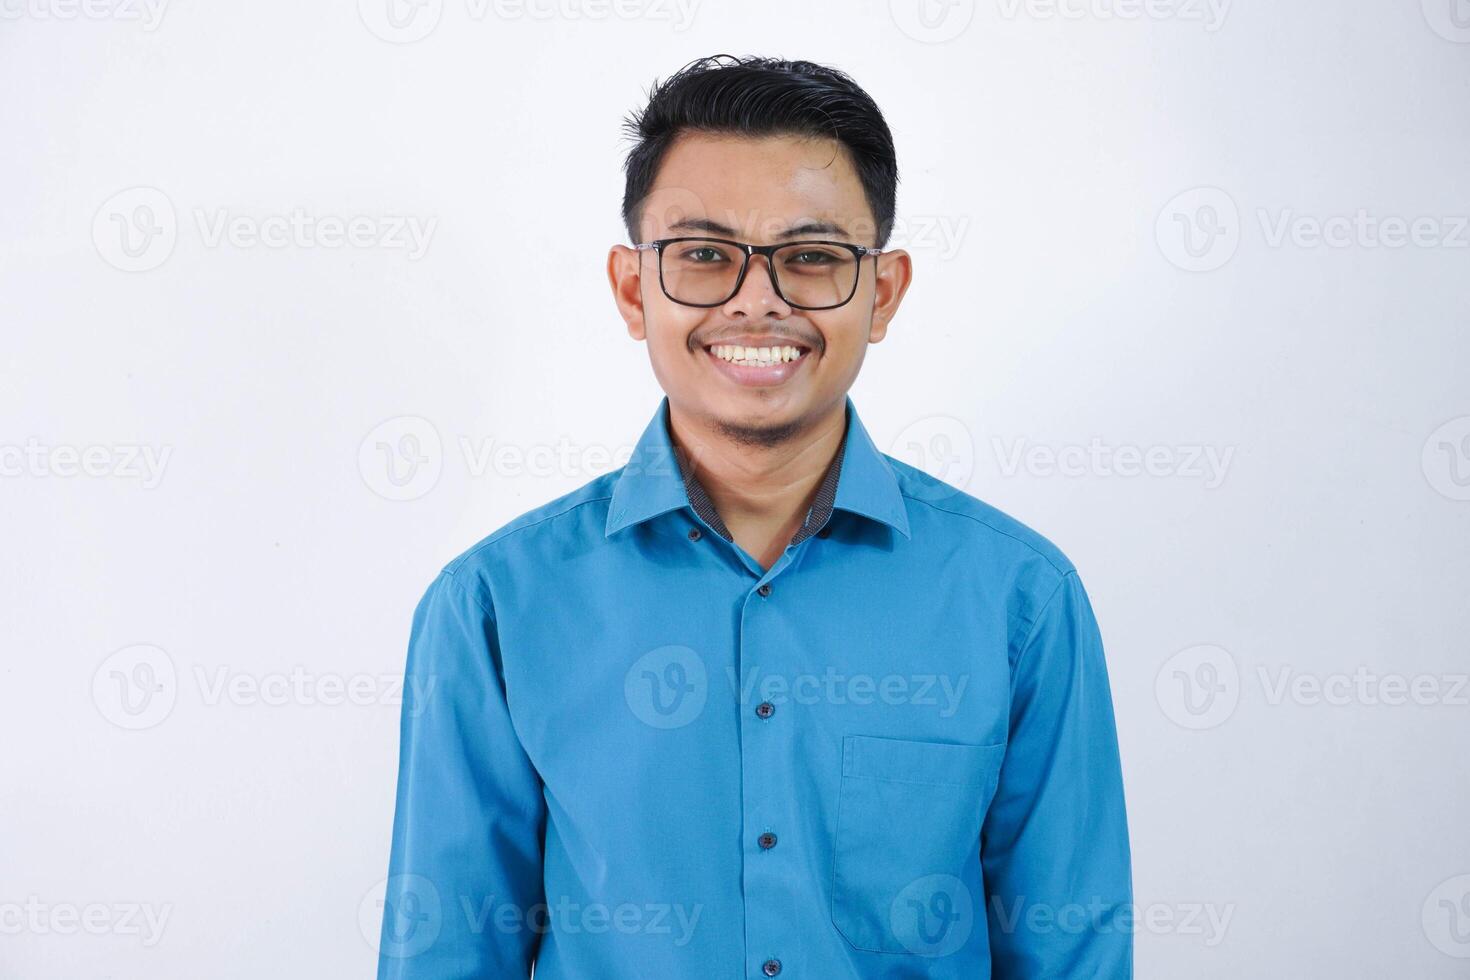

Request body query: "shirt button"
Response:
[758, 832, 777, 850]
[757, 583, 772, 597]
[755, 701, 775, 720]
[762, 959, 782, 976]
[687, 527, 702, 541]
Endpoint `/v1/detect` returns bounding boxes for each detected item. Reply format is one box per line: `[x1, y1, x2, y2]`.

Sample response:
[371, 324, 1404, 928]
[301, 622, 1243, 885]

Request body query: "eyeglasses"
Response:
[634, 236, 883, 311]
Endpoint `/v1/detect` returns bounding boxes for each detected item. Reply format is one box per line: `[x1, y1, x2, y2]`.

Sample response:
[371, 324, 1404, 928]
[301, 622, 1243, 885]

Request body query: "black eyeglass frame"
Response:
[633, 236, 884, 311]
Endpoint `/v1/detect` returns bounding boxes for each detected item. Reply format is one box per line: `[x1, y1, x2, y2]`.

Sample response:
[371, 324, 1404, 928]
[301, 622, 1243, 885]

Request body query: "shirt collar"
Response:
[604, 395, 911, 541]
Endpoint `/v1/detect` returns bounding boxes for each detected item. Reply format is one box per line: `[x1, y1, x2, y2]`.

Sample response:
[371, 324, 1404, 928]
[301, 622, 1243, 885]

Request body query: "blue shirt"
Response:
[377, 395, 1132, 979]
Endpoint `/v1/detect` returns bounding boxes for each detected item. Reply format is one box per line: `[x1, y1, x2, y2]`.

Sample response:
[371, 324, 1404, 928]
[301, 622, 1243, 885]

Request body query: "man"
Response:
[377, 54, 1132, 979]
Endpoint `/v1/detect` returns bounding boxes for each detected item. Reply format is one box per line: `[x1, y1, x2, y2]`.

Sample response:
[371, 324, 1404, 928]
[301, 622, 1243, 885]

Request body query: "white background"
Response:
[3, 0, 1468, 976]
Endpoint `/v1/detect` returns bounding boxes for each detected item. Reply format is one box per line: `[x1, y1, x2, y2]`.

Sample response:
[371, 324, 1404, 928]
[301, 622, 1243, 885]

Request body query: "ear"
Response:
[607, 244, 648, 341]
[867, 248, 913, 343]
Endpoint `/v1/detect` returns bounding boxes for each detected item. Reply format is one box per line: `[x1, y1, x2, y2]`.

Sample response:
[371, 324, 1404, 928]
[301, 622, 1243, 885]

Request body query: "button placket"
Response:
[739, 561, 797, 978]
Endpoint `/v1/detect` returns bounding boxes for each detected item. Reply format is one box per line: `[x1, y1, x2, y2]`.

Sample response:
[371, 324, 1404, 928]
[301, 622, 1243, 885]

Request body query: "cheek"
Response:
[645, 307, 707, 360]
[808, 311, 866, 358]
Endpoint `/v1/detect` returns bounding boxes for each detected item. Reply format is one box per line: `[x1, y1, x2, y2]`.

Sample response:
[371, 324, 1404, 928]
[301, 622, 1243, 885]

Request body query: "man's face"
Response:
[609, 132, 911, 446]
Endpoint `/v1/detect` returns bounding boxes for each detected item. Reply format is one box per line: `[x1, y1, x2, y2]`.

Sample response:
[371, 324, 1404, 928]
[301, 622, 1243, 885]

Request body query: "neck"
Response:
[667, 399, 847, 566]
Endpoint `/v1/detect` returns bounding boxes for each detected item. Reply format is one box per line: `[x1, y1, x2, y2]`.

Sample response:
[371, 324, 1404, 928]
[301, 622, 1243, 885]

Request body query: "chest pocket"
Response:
[831, 734, 1006, 954]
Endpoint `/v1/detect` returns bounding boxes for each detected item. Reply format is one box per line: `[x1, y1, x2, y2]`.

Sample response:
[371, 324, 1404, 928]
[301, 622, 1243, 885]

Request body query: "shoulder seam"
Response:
[898, 491, 1073, 576]
[1013, 568, 1077, 667]
[445, 493, 614, 571]
[438, 566, 497, 623]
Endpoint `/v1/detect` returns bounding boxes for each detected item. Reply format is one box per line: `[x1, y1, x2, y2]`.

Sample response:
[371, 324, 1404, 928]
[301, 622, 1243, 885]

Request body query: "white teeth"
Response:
[709, 344, 805, 365]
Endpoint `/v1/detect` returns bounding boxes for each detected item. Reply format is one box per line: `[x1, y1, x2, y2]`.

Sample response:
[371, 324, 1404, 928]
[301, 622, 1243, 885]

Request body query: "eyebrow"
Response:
[667, 217, 853, 240]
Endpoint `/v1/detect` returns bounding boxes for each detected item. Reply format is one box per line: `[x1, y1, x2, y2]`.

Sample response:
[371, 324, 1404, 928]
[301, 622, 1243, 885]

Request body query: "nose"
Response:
[722, 252, 791, 317]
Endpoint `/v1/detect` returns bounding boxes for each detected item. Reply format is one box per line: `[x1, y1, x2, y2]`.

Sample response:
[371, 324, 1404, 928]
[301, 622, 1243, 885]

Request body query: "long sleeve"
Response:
[981, 569, 1133, 978]
[377, 569, 546, 979]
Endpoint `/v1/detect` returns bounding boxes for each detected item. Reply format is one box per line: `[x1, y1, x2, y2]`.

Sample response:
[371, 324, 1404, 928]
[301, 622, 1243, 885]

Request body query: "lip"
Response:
[699, 335, 813, 388]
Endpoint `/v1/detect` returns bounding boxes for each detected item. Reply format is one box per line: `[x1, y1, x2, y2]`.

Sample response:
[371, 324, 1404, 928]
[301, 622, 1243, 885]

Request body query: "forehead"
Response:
[640, 132, 876, 243]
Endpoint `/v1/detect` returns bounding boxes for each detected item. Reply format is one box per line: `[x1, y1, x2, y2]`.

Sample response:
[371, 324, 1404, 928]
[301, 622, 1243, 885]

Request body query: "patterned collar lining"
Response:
[676, 436, 847, 546]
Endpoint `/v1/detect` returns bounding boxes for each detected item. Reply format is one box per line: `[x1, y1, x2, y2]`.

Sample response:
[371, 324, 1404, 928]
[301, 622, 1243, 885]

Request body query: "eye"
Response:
[677, 245, 730, 264]
[786, 247, 843, 266]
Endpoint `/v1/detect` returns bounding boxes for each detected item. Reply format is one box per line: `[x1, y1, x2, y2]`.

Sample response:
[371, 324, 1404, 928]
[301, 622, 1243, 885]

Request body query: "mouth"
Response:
[700, 341, 812, 387]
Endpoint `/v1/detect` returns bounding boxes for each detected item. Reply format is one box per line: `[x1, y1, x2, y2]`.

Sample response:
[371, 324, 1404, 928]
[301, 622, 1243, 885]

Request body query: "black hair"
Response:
[620, 54, 899, 248]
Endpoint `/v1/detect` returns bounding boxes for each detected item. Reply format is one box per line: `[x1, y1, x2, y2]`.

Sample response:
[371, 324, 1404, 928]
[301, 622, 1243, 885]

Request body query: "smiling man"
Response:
[376, 55, 1132, 979]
